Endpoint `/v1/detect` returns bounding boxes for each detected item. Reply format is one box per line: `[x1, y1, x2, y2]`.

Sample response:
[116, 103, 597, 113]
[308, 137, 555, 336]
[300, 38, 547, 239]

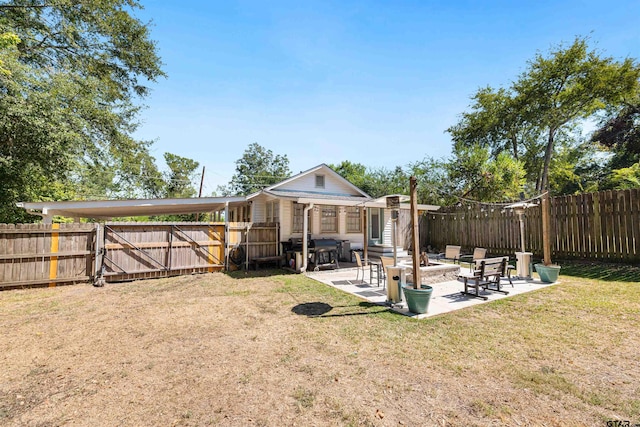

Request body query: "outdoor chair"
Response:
[458, 247, 487, 269]
[436, 245, 461, 264]
[353, 251, 367, 283]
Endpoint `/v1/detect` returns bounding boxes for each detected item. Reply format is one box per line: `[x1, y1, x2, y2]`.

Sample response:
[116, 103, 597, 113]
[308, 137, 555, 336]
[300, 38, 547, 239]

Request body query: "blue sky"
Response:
[134, 0, 640, 194]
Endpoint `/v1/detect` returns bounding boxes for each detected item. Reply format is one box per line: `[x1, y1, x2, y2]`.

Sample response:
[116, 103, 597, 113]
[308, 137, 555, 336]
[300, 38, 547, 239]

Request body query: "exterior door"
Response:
[368, 208, 384, 245]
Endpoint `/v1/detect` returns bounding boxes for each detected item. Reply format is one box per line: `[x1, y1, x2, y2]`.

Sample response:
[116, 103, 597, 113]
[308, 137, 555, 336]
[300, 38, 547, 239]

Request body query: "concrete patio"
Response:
[305, 264, 558, 319]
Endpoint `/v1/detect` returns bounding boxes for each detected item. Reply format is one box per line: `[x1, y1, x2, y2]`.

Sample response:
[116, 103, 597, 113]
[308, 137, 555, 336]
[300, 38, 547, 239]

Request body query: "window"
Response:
[320, 205, 337, 233]
[266, 201, 279, 223]
[346, 206, 361, 233]
[370, 209, 380, 239]
[315, 174, 325, 188]
[240, 205, 251, 222]
[292, 202, 304, 233]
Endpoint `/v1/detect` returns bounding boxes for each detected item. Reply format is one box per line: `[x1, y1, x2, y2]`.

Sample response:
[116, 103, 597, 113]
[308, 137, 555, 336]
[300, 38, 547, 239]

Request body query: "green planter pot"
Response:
[402, 285, 433, 314]
[534, 264, 561, 283]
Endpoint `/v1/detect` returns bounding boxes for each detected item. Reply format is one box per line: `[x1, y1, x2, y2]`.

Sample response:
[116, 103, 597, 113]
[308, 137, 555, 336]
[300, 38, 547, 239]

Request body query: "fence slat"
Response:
[421, 189, 640, 262]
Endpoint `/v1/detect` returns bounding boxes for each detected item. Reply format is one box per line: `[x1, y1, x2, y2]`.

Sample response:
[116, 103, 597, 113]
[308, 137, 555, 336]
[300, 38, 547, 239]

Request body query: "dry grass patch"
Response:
[1, 267, 638, 426]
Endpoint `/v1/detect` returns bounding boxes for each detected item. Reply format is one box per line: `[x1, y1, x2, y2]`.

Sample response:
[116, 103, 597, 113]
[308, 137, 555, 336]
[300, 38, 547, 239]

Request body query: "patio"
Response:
[305, 263, 558, 319]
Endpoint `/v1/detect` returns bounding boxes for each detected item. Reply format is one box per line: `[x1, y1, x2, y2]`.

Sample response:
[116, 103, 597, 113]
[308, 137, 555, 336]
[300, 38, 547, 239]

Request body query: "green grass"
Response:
[559, 259, 640, 282]
[2, 264, 639, 425]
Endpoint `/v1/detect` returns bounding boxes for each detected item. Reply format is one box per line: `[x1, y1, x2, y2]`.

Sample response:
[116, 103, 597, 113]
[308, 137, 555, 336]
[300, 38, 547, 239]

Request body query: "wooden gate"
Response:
[1, 221, 281, 289]
[0, 223, 97, 289]
[103, 222, 225, 282]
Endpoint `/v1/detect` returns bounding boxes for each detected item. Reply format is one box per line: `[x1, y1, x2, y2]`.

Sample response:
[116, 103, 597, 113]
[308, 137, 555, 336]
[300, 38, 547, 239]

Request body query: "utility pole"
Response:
[195, 166, 205, 222]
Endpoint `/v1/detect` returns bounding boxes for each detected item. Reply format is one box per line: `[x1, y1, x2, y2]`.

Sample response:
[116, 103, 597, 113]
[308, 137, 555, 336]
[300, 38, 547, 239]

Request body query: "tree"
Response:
[446, 144, 526, 202]
[514, 37, 639, 191]
[162, 153, 199, 199]
[220, 143, 291, 196]
[592, 94, 640, 171]
[449, 37, 640, 194]
[0, 0, 165, 222]
[329, 161, 371, 194]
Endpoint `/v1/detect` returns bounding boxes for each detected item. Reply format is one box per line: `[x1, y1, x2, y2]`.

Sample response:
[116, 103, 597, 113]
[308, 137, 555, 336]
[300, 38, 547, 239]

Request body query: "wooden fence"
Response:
[422, 189, 640, 262]
[0, 223, 97, 289]
[0, 222, 280, 289]
[227, 222, 280, 270]
[103, 222, 226, 282]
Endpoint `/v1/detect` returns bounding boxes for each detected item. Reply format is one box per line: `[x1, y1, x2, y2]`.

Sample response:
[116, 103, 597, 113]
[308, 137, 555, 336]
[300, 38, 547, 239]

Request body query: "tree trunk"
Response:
[539, 128, 556, 191]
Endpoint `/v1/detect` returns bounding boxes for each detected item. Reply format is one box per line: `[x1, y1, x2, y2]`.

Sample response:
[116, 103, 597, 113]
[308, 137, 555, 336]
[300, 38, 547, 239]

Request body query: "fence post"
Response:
[93, 223, 105, 286]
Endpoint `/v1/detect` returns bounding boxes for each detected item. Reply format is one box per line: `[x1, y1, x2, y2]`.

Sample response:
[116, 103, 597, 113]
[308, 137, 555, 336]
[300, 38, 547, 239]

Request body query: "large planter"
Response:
[535, 264, 561, 283]
[402, 285, 433, 314]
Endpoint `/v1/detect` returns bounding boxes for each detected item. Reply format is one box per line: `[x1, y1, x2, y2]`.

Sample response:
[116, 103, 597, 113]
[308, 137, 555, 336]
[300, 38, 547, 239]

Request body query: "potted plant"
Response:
[403, 283, 433, 314]
[534, 263, 561, 283]
[401, 176, 433, 314]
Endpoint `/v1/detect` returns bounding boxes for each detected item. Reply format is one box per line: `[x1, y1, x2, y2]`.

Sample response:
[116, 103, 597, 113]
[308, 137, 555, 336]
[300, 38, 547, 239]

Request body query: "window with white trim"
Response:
[292, 202, 304, 233]
[315, 174, 325, 188]
[320, 205, 337, 233]
[266, 201, 279, 223]
[346, 206, 361, 233]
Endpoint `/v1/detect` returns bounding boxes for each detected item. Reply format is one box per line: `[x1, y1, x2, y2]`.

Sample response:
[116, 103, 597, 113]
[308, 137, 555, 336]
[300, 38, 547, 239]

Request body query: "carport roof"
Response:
[16, 197, 245, 219]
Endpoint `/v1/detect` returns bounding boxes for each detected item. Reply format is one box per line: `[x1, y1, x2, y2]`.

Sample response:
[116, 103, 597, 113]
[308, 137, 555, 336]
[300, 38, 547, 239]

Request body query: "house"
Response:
[17, 164, 439, 273]
[215, 164, 439, 271]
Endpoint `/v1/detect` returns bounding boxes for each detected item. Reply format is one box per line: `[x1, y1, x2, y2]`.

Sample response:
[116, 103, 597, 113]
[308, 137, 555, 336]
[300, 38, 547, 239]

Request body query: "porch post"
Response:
[362, 206, 368, 265]
[224, 202, 230, 270]
[301, 203, 314, 272]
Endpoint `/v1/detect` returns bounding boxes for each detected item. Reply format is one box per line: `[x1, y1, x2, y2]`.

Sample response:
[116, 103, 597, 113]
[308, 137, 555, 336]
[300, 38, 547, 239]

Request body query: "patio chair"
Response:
[458, 247, 487, 269]
[436, 245, 461, 264]
[353, 251, 367, 283]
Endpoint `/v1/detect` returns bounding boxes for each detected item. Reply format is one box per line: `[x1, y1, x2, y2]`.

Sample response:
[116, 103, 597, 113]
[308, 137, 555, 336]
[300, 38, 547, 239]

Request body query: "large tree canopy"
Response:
[219, 143, 291, 196]
[448, 37, 640, 195]
[591, 93, 640, 175]
[0, 0, 166, 222]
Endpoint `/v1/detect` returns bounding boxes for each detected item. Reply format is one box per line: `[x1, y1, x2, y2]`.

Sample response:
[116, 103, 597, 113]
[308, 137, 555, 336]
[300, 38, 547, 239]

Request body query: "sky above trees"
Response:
[133, 0, 640, 194]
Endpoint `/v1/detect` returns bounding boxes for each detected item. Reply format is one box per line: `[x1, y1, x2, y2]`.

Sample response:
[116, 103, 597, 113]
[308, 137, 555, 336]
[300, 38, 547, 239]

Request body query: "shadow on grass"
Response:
[291, 301, 393, 318]
[557, 259, 640, 283]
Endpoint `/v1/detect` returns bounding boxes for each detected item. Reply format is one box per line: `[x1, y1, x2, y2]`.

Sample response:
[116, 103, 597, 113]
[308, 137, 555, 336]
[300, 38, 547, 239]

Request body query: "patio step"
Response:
[367, 245, 408, 259]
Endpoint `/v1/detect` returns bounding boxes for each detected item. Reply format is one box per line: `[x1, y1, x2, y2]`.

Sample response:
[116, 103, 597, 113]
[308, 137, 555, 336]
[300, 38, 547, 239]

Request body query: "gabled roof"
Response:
[257, 163, 371, 199]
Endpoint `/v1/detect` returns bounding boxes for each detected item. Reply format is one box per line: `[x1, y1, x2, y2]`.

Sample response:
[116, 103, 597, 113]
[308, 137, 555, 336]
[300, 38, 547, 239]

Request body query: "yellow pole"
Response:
[207, 225, 216, 273]
[49, 223, 60, 287]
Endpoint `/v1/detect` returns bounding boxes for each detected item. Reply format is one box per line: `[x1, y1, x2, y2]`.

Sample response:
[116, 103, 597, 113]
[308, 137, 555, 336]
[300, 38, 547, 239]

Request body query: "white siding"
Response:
[251, 195, 267, 222]
[382, 209, 392, 245]
[277, 201, 363, 246]
[280, 200, 293, 238]
[277, 169, 361, 196]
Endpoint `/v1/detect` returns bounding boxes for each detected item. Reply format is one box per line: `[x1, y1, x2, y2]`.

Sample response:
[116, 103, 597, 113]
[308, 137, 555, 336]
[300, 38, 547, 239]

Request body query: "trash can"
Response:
[515, 252, 533, 279]
[386, 266, 407, 303]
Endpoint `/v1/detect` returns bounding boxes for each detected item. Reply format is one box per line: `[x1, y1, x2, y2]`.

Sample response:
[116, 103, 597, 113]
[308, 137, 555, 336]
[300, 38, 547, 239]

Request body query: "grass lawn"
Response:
[1, 261, 639, 426]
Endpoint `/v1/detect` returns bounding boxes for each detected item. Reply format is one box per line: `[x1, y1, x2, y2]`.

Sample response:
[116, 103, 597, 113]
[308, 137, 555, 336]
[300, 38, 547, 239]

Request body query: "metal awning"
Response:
[17, 197, 246, 220]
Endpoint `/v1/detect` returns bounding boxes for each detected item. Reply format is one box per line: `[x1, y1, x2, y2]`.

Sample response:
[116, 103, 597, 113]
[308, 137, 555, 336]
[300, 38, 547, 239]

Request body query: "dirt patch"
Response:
[1, 271, 638, 426]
